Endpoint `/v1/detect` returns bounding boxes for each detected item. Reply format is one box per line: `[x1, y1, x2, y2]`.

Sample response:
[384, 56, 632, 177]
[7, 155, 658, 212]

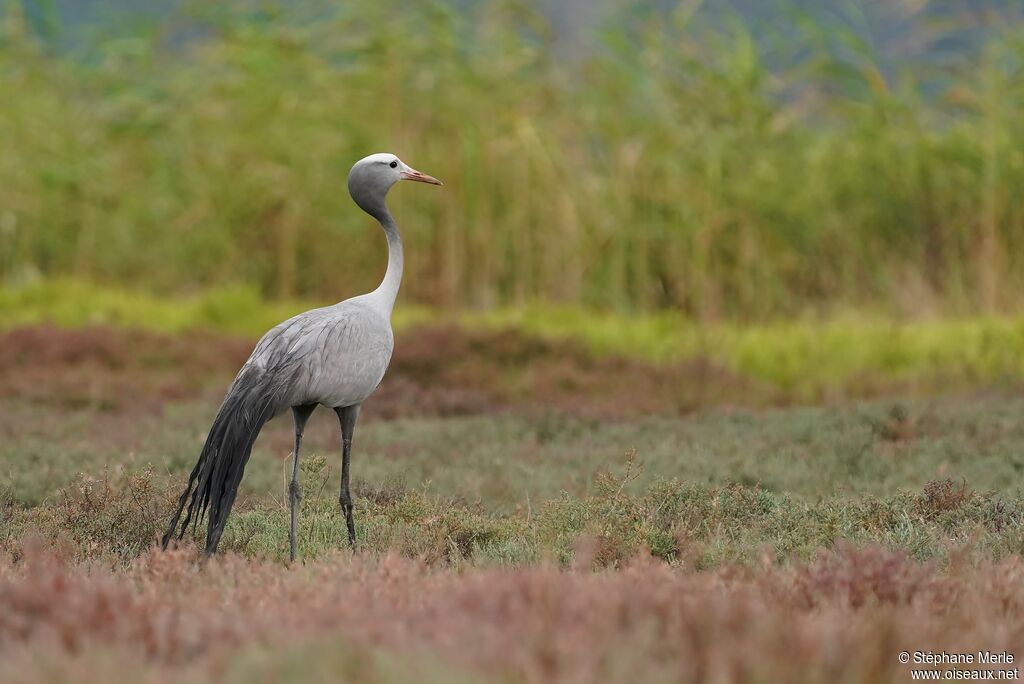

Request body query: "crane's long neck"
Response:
[370, 211, 403, 318]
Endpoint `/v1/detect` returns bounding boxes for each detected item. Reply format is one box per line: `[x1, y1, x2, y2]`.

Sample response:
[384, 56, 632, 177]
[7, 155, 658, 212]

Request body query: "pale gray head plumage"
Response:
[348, 152, 442, 220]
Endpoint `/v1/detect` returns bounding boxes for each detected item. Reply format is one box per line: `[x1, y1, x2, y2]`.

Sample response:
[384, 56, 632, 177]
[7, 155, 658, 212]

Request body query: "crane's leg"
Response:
[335, 404, 361, 548]
[289, 404, 317, 562]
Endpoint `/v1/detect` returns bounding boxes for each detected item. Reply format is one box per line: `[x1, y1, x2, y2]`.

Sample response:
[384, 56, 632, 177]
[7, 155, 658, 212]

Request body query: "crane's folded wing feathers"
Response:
[237, 302, 393, 410]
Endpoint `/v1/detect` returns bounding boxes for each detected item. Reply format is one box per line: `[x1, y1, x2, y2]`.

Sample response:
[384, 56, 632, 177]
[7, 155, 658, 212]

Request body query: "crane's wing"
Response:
[236, 303, 393, 409]
[247, 307, 331, 371]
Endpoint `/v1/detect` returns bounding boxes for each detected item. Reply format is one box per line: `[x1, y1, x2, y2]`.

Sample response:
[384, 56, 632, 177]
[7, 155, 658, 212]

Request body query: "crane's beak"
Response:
[400, 167, 443, 186]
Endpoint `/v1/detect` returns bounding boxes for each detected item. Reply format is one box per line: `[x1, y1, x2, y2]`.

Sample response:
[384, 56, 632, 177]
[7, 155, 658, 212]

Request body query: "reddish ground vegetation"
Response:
[0, 325, 252, 411]
[1, 541, 1022, 683]
[0, 324, 761, 419]
[381, 324, 765, 418]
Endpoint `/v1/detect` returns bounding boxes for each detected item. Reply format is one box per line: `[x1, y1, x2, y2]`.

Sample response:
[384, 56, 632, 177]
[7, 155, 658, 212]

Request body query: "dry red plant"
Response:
[2, 538, 1022, 683]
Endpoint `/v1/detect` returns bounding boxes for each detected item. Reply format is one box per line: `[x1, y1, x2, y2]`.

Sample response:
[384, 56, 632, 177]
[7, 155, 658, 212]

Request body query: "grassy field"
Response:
[4, 1, 1024, 679]
[2, 320, 1024, 682]
[7, 390, 1024, 566]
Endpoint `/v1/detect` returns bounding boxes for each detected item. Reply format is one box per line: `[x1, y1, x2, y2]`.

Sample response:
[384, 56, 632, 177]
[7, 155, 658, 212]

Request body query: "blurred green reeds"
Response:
[1, 1, 1023, 319]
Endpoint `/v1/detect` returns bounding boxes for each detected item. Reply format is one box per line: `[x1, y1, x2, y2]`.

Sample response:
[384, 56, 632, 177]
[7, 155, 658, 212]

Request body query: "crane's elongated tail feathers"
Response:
[162, 368, 278, 554]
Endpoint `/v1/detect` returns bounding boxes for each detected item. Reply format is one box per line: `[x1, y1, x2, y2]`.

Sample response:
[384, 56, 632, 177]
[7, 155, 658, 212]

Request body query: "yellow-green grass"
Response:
[3, 280, 1024, 399]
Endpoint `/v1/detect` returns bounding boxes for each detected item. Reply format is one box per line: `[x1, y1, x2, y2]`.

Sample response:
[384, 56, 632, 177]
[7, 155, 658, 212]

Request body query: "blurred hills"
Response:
[20, 0, 1022, 71]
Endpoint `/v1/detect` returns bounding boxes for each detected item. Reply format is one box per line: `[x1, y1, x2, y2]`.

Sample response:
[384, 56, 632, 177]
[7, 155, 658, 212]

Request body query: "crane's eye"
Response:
[389, 161, 398, 168]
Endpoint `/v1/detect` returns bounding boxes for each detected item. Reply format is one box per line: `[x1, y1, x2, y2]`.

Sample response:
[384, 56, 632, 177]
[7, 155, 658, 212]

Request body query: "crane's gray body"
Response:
[162, 152, 440, 557]
[240, 298, 394, 413]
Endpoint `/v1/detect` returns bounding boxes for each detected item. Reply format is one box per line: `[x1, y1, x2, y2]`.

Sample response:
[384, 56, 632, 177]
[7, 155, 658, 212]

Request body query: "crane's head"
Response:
[348, 153, 442, 219]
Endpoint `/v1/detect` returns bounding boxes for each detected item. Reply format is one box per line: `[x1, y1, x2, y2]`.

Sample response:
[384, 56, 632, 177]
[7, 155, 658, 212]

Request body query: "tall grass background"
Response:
[2, 0, 1023, 320]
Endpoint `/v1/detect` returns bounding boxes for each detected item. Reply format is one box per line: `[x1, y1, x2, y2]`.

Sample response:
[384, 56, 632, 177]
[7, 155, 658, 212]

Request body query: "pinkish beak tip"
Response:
[401, 168, 443, 186]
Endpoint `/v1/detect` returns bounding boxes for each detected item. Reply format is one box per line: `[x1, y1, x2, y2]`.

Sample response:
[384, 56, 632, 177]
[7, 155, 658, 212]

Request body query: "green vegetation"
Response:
[10, 392, 1024, 507]
[13, 454, 1024, 569]
[0, 279, 313, 335]
[5, 279, 1024, 400]
[4, 2, 1024, 680]
[2, 3, 1024, 318]
[6, 391, 1024, 567]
